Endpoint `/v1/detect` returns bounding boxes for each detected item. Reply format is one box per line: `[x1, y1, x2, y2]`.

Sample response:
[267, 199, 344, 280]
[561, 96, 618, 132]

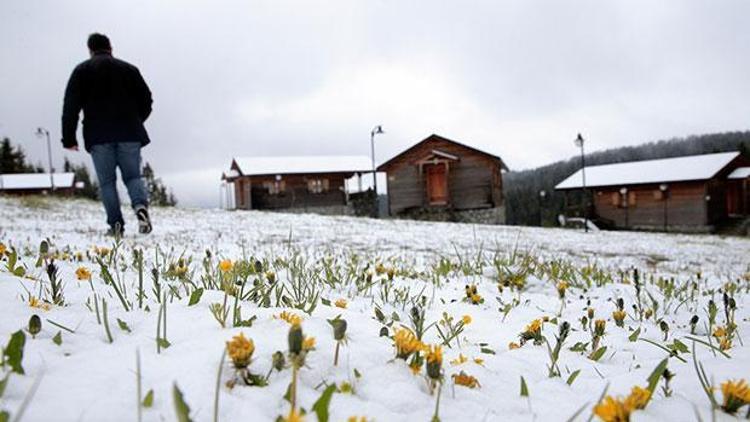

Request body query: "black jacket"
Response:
[61, 52, 152, 151]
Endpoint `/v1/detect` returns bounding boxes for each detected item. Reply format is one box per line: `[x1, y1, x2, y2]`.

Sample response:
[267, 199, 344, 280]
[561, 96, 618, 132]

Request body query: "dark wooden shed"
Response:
[223, 156, 371, 214]
[377, 134, 508, 223]
[555, 152, 750, 232]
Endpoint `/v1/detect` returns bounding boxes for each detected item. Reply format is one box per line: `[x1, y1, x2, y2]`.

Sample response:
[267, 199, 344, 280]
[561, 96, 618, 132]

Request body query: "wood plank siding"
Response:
[378, 134, 506, 216]
[233, 173, 349, 211]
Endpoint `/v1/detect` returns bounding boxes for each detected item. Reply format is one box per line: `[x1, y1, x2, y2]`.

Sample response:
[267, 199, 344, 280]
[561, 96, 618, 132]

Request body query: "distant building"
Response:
[222, 156, 372, 214]
[377, 134, 508, 224]
[0, 173, 78, 195]
[555, 152, 750, 232]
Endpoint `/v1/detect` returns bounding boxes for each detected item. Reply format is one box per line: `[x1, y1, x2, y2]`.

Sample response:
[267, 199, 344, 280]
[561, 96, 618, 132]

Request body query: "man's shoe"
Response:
[107, 221, 124, 238]
[135, 206, 152, 234]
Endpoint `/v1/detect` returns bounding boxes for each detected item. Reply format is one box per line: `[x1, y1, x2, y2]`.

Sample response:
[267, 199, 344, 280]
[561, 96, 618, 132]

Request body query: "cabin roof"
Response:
[228, 156, 372, 178]
[728, 166, 750, 180]
[0, 173, 76, 190]
[377, 134, 508, 171]
[555, 152, 741, 190]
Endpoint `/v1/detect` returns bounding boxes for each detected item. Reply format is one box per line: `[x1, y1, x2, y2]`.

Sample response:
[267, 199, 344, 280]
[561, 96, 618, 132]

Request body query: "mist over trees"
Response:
[503, 131, 750, 226]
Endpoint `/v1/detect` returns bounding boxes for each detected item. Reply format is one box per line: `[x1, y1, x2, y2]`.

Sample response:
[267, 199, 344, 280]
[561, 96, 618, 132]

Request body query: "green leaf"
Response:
[320, 298, 331, 306]
[480, 347, 496, 355]
[13, 267, 25, 277]
[628, 327, 641, 342]
[311, 384, 337, 422]
[157, 338, 171, 349]
[520, 376, 529, 397]
[188, 289, 204, 306]
[172, 383, 193, 422]
[566, 369, 581, 386]
[3, 330, 26, 374]
[669, 339, 688, 354]
[52, 331, 62, 346]
[569, 342, 588, 352]
[354, 368, 362, 379]
[0, 373, 8, 398]
[283, 382, 293, 403]
[142, 389, 154, 408]
[0, 410, 9, 422]
[590, 346, 607, 362]
[646, 358, 669, 400]
[117, 319, 132, 333]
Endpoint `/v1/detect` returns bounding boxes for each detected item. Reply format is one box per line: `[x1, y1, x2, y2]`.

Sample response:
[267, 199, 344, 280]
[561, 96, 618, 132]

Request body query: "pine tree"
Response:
[141, 162, 177, 207]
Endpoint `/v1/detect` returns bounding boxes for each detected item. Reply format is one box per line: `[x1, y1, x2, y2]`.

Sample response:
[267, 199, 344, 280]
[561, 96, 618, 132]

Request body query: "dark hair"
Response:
[87, 33, 111, 52]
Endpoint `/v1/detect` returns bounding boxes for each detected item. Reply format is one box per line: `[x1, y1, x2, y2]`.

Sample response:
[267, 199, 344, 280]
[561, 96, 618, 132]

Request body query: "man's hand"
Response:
[65, 145, 79, 151]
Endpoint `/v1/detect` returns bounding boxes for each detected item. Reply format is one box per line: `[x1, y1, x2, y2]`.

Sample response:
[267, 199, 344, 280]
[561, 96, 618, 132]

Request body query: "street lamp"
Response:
[538, 189, 547, 226]
[619, 187, 629, 229]
[574, 133, 588, 232]
[35, 127, 54, 192]
[370, 125, 384, 217]
[659, 184, 669, 231]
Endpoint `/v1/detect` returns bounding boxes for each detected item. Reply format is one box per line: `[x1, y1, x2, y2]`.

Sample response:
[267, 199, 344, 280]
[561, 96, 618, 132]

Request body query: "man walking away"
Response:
[61, 33, 153, 236]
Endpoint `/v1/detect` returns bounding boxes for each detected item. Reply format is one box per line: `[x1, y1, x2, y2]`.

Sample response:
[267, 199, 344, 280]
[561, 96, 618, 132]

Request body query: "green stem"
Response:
[102, 299, 113, 343]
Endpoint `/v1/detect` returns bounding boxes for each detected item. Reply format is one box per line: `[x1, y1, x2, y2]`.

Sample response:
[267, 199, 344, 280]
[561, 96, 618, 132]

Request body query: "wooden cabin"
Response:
[0, 173, 78, 195]
[555, 152, 750, 232]
[377, 134, 508, 224]
[222, 156, 372, 214]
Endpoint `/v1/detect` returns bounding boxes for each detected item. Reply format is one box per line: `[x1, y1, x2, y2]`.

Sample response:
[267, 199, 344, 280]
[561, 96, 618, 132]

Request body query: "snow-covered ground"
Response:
[0, 197, 748, 422]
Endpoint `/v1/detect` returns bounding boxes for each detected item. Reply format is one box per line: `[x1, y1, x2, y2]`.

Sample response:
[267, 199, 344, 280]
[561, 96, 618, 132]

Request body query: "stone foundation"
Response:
[396, 206, 506, 225]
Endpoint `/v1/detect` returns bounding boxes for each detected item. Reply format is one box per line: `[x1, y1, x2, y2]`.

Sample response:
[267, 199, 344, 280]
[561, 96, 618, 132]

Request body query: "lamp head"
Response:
[372, 125, 384, 136]
[574, 133, 584, 147]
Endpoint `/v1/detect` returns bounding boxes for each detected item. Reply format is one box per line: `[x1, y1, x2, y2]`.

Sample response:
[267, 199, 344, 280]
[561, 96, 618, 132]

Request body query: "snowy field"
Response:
[0, 197, 749, 422]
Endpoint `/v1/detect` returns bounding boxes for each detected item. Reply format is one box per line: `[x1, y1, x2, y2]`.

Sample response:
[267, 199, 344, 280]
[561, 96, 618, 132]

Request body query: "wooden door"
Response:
[426, 164, 448, 205]
[727, 181, 741, 216]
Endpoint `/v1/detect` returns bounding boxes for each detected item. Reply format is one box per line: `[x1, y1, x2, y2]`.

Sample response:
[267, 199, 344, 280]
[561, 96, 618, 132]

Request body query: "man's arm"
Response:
[133, 68, 153, 122]
[61, 67, 82, 149]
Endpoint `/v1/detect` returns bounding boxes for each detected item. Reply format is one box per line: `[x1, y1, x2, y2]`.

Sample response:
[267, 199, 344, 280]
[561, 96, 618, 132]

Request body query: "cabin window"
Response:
[628, 191, 637, 207]
[307, 178, 330, 194]
[262, 180, 286, 195]
[653, 190, 663, 200]
[610, 192, 619, 206]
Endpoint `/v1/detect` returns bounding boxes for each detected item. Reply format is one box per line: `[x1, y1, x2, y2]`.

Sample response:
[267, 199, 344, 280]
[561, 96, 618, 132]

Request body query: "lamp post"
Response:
[538, 189, 547, 226]
[35, 127, 54, 192]
[659, 184, 669, 232]
[574, 133, 588, 232]
[370, 125, 384, 217]
[620, 187, 629, 229]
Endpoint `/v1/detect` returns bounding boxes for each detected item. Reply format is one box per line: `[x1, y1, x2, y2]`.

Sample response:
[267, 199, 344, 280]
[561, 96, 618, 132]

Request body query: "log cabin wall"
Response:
[238, 173, 348, 210]
[593, 181, 709, 230]
[382, 136, 504, 216]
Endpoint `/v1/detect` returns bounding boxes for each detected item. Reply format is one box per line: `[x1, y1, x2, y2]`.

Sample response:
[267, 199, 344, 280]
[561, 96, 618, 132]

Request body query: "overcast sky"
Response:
[1, 0, 749, 207]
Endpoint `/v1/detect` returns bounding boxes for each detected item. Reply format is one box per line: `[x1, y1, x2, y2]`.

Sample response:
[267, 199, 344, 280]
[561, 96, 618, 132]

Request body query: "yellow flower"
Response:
[461, 315, 472, 325]
[450, 353, 469, 366]
[393, 327, 425, 359]
[594, 319, 606, 336]
[473, 357, 484, 365]
[593, 386, 651, 422]
[283, 409, 304, 422]
[75, 266, 92, 281]
[713, 326, 726, 338]
[593, 396, 628, 422]
[375, 263, 386, 275]
[556, 281, 568, 297]
[720, 379, 750, 414]
[347, 417, 367, 422]
[265, 270, 276, 283]
[452, 371, 481, 388]
[426, 345, 443, 365]
[219, 259, 233, 272]
[508, 342, 521, 350]
[719, 337, 732, 351]
[95, 246, 110, 257]
[335, 298, 348, 309]
[276, 311, 303, 326]
[612, 310, 626, 321]
[470, 293, 483, 304]
[409, 360, 422, 375]
[226, 333, 254, 368]
[526, 319, 543, 334]
[29, 296, 51, 311]
[0, 242, 7, 255]
[624, 386, 650, 410]
[302, 336, 316, 351]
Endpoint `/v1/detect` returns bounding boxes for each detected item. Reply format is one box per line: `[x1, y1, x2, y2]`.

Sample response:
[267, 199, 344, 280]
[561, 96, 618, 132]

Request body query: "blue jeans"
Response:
[90, 142, 149, 228]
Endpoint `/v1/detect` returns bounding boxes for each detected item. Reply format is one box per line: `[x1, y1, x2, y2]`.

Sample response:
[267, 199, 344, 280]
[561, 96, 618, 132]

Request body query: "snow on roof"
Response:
[555, 152, 740, 190]
[232, 156, 373, 177]
[728, 167, 750, 180]
[0, 173, 75, 190]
